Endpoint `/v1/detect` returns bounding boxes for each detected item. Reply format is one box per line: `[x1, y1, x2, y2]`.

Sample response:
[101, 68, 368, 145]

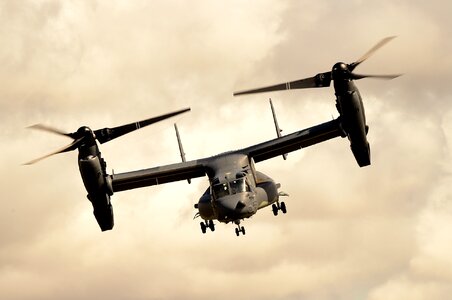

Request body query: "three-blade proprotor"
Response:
[234, 36, 400, 96]
[95, 107, 190, 144]
[233, 72, 331, 96]
[26, 107, 191, 164]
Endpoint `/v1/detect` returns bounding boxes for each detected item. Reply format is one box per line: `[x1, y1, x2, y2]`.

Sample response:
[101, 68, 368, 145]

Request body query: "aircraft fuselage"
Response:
[196, 153, 281, 224]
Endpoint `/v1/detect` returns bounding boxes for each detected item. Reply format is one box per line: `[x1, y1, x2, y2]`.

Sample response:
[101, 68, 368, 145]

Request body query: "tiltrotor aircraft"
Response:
[27, 37, 399, 236]
[234, 36, 401, 167]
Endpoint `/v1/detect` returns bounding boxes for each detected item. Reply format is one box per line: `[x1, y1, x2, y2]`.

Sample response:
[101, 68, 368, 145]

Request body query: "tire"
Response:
[200, 222, 207, 234]
[272, 204, 278, 216]
[241, 226, 246, 235]
[235, 228, 240, 236]
[209, 220, 215, 232]
[280, 202, 287, 214]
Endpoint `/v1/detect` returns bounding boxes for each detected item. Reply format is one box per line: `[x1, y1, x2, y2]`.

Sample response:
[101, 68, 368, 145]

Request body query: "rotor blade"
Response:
[350, 36, 396, 70]
[351, 73, 402, 80]
[27, 124, 73, 138]
[24, 137, 84, 165]
[94, 107, 191, 144]
[233, 72, 331, 96]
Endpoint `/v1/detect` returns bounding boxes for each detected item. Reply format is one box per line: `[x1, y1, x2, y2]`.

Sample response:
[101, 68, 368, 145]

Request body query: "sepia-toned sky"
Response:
[1, 1, 452, 299]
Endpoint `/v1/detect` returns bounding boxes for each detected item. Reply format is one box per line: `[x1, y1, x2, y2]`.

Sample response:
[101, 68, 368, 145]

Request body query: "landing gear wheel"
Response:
[272, 201, 288, 216]
[280, 201, 287, 214]
[200, 222, 207, 234]
[272, 204, 279, 216]
[208, 220, 215, 232]
[234, 221, 246, 236]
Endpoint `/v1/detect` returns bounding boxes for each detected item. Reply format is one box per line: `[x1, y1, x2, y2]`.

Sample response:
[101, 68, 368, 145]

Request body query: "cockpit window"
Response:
[212, 183, 229, 198]
[230, 178, 250, 194]
[212, 178, 250, 198]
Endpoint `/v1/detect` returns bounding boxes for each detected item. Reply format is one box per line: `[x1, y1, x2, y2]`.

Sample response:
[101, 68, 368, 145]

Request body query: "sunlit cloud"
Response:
[1, 1, 452, 299]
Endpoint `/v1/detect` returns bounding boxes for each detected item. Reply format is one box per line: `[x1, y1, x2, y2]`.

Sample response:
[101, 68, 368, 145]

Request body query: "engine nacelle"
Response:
[78, 154, 114, 231]
[350, 142, 371, 167]
[337, 89, 371, 167]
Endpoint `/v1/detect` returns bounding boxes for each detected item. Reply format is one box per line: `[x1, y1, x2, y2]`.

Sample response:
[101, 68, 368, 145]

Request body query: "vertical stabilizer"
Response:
[269, 98, 287, 160]
[174, 123, 191, 184]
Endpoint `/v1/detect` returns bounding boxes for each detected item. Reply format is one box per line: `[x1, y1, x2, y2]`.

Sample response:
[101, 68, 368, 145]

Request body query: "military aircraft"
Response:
[234, 36, 401, 167]
[26, 38, 399, 236]
[27, 101, 345, 236]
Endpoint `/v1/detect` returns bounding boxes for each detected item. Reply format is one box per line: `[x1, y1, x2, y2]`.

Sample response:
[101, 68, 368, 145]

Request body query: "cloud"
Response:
[1, 1, 452, 299]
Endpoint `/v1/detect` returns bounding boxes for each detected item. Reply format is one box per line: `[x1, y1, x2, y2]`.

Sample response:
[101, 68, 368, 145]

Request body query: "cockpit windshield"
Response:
[230, 178, 250, 194]
[212, 178, 250, 199]
[212, 183, 229, 198]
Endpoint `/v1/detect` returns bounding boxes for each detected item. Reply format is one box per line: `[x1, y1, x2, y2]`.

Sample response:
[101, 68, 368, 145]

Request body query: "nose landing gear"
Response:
[234, 220, 246, 236]
[200, 220, 215, 234]
[272, 201, 287, 216]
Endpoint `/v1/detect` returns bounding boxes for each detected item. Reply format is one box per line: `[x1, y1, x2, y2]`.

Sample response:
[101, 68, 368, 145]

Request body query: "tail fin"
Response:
[269, 98, 287, 160]
[174, 123, 191, 184]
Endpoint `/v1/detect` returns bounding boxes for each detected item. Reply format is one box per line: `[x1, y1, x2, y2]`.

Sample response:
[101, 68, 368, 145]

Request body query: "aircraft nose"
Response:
[217, 194, 250, 214]
[216, 194, 256, 222]
[218, 196, 241, 211]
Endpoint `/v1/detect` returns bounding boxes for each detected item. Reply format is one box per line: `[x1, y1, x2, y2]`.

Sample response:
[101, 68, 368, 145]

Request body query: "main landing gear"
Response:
[234, 220, 245, 236]
[200, 220, 215, 234]
[272, 201, 287, 216]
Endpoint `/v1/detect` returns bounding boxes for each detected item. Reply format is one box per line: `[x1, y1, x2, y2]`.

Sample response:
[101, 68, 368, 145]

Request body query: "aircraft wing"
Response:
[111, 160, 208, 193]
[111, 118, 342, 192]
[242, 118, 343, 163]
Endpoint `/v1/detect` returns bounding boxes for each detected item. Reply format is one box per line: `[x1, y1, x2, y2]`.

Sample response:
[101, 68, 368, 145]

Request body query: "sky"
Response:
[1, 1, 452, 299]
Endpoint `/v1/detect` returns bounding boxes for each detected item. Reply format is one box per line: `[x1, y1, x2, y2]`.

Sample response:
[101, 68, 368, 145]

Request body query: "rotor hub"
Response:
[332, 62, 351, 80]
[76, 126, 94, 138]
